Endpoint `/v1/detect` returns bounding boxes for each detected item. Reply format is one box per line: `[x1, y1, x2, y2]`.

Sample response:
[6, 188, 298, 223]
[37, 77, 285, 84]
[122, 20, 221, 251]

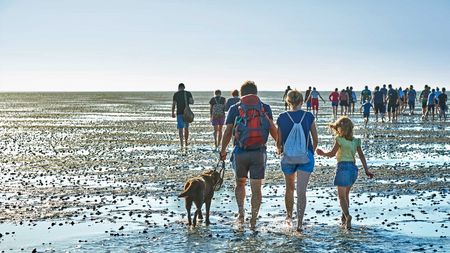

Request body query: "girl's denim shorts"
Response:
[334, 161, 358, 187]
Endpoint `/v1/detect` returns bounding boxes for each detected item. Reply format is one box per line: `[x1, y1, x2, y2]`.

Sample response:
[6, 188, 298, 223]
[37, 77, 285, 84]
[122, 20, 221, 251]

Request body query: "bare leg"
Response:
[213, 125, 218, 147]
[217, 125, 223, 147]
[296, 171, 311, 231]
[235, 178, 247, 223]
[184, 128, 189, 147]
[178, 129, 184, 148]
[284, 173, 296, 222]
[250, 179, 262, 230]
[338, 186, 351, 229]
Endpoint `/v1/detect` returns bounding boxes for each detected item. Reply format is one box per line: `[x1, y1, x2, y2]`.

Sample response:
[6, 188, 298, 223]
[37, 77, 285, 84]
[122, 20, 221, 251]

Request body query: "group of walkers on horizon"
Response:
[283, 84, 447, 126]
[172, 81, 375, 232]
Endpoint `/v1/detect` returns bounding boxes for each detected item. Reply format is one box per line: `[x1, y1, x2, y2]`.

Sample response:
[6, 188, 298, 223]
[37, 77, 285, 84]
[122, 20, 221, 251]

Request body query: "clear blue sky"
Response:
[0, 0, 449, 91]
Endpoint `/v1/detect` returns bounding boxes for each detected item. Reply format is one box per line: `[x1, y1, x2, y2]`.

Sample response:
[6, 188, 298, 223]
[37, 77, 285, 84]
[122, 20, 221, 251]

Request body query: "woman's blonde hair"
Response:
[285, 89, 303, 108]
[329, 116, 354, 140]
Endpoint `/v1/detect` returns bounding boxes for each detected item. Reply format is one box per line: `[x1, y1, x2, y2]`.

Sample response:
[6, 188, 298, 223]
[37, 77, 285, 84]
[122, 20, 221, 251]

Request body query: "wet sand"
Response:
[0, 92, 448, 252]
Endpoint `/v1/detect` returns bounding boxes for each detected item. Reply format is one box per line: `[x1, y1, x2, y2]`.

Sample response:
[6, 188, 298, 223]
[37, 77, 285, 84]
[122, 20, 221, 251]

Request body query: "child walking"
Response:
[316, 116, 374, 229]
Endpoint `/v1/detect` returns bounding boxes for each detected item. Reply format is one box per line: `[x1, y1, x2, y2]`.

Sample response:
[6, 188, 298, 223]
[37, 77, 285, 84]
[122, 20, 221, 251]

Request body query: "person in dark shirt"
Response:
[225, 89, 240, 111]
[305, 87, 312, 111]
[209, 90, 226, 149]
[283, 85, 292, 110]
[172, 83, 194, 148]
[380, 84, 388, 105]
[438, 87, 447, 121]
[387, 84, 399, 122]
[407, 85, 417, 115]
[372, 86, 385, 122]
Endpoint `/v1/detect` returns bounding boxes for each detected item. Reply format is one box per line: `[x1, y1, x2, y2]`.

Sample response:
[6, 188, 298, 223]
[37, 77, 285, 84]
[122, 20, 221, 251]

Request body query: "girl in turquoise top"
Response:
[316, 116, 374, 230]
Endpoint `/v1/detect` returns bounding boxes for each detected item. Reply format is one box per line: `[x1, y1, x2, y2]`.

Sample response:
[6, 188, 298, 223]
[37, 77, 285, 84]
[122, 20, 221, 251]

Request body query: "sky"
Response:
[0, 0, 449, 92]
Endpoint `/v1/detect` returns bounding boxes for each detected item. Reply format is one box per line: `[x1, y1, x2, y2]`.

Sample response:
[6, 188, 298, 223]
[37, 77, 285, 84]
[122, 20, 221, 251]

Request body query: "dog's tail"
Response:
[178, 181, 197, 198]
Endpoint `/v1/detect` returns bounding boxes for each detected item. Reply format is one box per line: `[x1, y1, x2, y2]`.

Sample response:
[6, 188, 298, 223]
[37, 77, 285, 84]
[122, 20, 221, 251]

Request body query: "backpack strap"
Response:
[286, 111, 307, 124]
[184, 91, 189, 108]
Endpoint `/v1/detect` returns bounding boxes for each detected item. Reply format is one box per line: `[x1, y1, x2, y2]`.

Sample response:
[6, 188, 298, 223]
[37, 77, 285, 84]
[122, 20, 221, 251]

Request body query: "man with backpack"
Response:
[387, 84, 399, 122]
[209, 90, 226, 149]
[219, 80, 277, 230]
[172, 83, 194, 148]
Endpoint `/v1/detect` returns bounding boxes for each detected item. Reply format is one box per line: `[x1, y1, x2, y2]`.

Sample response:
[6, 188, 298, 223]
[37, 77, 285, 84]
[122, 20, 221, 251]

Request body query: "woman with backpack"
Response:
[276, 89, 318, 232]
[209, 90, 226, 149]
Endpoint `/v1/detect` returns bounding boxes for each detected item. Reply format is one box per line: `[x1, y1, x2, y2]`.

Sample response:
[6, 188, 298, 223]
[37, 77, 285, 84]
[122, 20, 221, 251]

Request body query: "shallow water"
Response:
[0, 92, 449, 252]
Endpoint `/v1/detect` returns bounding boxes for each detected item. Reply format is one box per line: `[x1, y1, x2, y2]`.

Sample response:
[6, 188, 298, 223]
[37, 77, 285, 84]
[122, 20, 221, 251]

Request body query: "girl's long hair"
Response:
[329, 116, 354, 140]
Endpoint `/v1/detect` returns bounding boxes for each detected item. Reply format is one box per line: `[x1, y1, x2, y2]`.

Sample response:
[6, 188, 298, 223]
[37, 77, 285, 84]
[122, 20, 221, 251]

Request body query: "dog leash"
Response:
[213, 160, 225, 191]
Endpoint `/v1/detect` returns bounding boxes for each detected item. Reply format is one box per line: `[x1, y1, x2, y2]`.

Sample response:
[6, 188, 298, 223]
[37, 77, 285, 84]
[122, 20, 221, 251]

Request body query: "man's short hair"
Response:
[178, 83, 185, 89]
[214, 89, 221, 96]
[231, 89, 239, 97]
[240, 81, 257, 96]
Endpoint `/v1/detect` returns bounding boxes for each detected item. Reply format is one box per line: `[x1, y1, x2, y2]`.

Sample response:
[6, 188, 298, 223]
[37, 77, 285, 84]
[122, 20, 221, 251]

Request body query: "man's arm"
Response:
[171, 100, 176, 118]
[219, 124, 233, 160]
[269, 118, 277, 141]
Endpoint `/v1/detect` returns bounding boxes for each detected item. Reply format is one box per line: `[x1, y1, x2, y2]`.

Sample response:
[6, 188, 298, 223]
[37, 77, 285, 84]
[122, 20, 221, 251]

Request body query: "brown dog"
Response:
[178, 170, 222, 226]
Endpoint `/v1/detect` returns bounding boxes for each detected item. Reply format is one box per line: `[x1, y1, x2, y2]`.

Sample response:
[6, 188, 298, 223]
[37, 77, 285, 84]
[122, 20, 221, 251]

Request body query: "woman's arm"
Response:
[310, 121, 318, 152]
[316, 140, 339, 158]
[276, 127, 283, 155]
[356, 146, 374, 178]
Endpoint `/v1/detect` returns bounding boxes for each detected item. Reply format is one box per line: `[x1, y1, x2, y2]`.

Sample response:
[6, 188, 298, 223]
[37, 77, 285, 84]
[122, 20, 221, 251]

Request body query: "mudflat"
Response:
[0, 92, 448, 252]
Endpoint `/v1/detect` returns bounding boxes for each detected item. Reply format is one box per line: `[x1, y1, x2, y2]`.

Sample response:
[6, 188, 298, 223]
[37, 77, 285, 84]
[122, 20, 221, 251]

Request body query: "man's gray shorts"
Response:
[232, 149, 267, 180]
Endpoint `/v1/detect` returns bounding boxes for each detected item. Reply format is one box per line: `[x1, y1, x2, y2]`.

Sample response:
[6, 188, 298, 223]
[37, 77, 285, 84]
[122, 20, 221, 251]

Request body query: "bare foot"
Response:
[250, 217, 257, 230]
[345, 215, 352, 230]
[341, 214, 345, 226]
[285, 217, 293, 227]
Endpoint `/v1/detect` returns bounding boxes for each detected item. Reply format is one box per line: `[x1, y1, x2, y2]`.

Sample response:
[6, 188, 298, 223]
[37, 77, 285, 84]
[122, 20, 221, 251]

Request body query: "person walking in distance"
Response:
[387, 84, 399, 122]
[372, 86, 386, 122]
[437, 87, 447, 121]
[407, 85, 417, 115]
[225, 89, 240, 112]
[425, 88, 437, 121]
[419, 85, 430, 119]
[305, 87, 312, 111]
[308, 87, 325, 118]
[209, 90, 226, 149]
[350, 87, 357, 114]
[339, 89, 349, 115]
[283, 85, 292, 111]
[172, 83, 194, 148]
[329, 88, 340, 118]
[219, 81, 277, 230]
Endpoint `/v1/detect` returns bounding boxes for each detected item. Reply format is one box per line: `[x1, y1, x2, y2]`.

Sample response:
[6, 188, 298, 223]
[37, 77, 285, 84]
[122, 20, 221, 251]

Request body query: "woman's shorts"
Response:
[211, 116, 225, 126]
[281, 150, 315, 175]
[334, 162, 358, 187]
[332, 101, 339, 107]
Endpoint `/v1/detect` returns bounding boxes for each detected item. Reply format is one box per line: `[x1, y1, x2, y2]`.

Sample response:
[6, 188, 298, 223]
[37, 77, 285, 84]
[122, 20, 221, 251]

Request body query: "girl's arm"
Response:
[356, 146, 374, 178]
[316, 140, 339, 158]
[276, 127, 283, 155]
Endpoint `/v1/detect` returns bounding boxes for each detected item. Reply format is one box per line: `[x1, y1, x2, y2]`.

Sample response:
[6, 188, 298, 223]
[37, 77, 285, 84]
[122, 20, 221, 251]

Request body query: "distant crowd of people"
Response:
[283, 84, 447, 126]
